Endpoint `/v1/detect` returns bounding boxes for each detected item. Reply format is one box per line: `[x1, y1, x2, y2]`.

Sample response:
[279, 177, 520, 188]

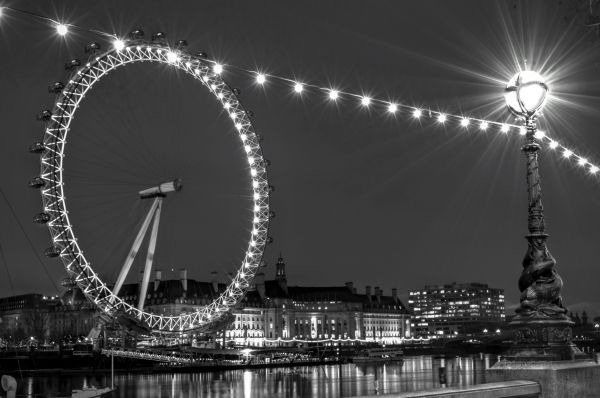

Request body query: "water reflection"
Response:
[16, 355, 499, 397]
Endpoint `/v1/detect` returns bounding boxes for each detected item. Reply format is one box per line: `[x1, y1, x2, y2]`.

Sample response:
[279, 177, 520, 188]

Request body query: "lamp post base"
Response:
[487, 359, 600, 398]
[502, 317, 587, 361]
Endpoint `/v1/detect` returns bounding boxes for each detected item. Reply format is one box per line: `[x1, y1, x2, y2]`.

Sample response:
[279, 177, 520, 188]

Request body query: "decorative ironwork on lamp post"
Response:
[504, 71, 585, 360]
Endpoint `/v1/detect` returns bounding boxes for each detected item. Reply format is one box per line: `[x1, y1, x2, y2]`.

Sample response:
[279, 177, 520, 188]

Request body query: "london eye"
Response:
[30, 30, 272, 334]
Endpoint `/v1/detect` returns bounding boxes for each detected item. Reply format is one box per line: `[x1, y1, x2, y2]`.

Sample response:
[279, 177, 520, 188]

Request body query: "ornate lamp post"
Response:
[504, 71, 585, 360]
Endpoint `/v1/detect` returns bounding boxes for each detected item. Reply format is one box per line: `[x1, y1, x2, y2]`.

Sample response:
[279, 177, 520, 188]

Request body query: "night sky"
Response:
[1, 0, 600, 318]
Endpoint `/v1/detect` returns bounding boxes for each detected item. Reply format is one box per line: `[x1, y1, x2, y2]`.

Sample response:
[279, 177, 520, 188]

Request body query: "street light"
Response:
[504, 71, 548, 117]
[503, 71, 584, 361]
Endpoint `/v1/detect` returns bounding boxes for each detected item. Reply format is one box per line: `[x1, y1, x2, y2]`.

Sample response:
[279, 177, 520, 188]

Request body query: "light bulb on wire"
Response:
[56, 23, 68, 36]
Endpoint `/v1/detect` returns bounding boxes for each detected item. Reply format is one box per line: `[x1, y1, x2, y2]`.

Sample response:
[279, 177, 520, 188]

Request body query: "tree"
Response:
[20, 311, 50, 342]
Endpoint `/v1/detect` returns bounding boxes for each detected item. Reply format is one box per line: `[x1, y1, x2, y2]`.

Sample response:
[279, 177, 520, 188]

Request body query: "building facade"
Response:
[224, 256, 412, 346]
[408, 282, 505, 338]
[0, 256, 412, 347]
[0, 279, 98, 344]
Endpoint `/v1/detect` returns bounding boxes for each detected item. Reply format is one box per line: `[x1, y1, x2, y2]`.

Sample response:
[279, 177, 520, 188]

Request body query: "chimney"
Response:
[179, 268, 188, 291]
[375, 286, 381, 303]
[345, 282, 354, 292]
[211, 271, 218, 294]
[154, 269, 162, 292]
[366, 285, 372, 301]
[392, 288, 398, 302]
[255, 273, 266, 299]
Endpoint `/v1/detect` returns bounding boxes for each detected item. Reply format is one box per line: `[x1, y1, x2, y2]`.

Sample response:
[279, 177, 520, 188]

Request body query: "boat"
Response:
[70, 386, 114, 398]
[352, 347, 403, 364]
[64, 350, 116, 397]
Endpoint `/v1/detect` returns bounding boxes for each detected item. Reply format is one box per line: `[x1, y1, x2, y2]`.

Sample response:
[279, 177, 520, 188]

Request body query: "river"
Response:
[15, 354, 499, 397]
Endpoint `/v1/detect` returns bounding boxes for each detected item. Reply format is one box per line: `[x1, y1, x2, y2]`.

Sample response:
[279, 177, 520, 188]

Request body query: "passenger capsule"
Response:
[196, 51, 208, 58]
[232, 88, 241, 96]
[247, 110, 254, 117]
[64, 58, 81, 71]
[84, 42, 101, 53]
[128, 29, 145, 39]
[48, 82, 65, 94]
[44, 246, 61, 258]
[36, 110, 53, 122]
[152, 32, 166, 42]
[266, 236, 274, 244]
[29, 142, 46, 154]
[269, 211, 276, 219]
[28, 177, 45, 189]
[33, 212, 51, 224]
[175, 39, 188, 49]
[268, 185, 275, 192]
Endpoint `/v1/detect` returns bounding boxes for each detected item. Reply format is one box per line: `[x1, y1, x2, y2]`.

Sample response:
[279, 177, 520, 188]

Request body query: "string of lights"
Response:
[2, 5, 599, 179]
[223, 336, 431, 344]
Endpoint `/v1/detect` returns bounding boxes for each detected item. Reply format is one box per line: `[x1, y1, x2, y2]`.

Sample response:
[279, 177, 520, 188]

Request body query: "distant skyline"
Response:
[1, 1, 600, 319]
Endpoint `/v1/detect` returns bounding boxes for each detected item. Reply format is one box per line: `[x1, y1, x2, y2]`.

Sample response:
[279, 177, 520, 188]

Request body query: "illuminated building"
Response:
[0, 256, 412, 346]
[408, 282, 505, 338]
[0, 279, 98, 342]
[224, 255, 412, 346]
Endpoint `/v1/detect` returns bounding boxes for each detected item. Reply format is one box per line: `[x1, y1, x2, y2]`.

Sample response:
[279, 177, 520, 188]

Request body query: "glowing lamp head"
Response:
[505, 71, 548, 117]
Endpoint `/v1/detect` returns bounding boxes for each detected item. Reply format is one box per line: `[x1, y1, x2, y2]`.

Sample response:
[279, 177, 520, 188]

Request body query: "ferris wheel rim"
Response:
[37, 40, 270, 333]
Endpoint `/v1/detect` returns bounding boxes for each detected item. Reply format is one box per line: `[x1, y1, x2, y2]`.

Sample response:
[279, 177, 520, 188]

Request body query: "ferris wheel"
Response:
[29, 30, 272, 334]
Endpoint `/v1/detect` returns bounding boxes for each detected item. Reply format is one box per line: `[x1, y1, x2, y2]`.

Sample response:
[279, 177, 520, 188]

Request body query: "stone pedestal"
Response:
[503, 318, 588, 361]
[487, 360, 600, 398]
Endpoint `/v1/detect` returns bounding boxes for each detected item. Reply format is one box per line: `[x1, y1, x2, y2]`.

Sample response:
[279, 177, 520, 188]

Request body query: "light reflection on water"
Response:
[18, 354, 499, 397]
